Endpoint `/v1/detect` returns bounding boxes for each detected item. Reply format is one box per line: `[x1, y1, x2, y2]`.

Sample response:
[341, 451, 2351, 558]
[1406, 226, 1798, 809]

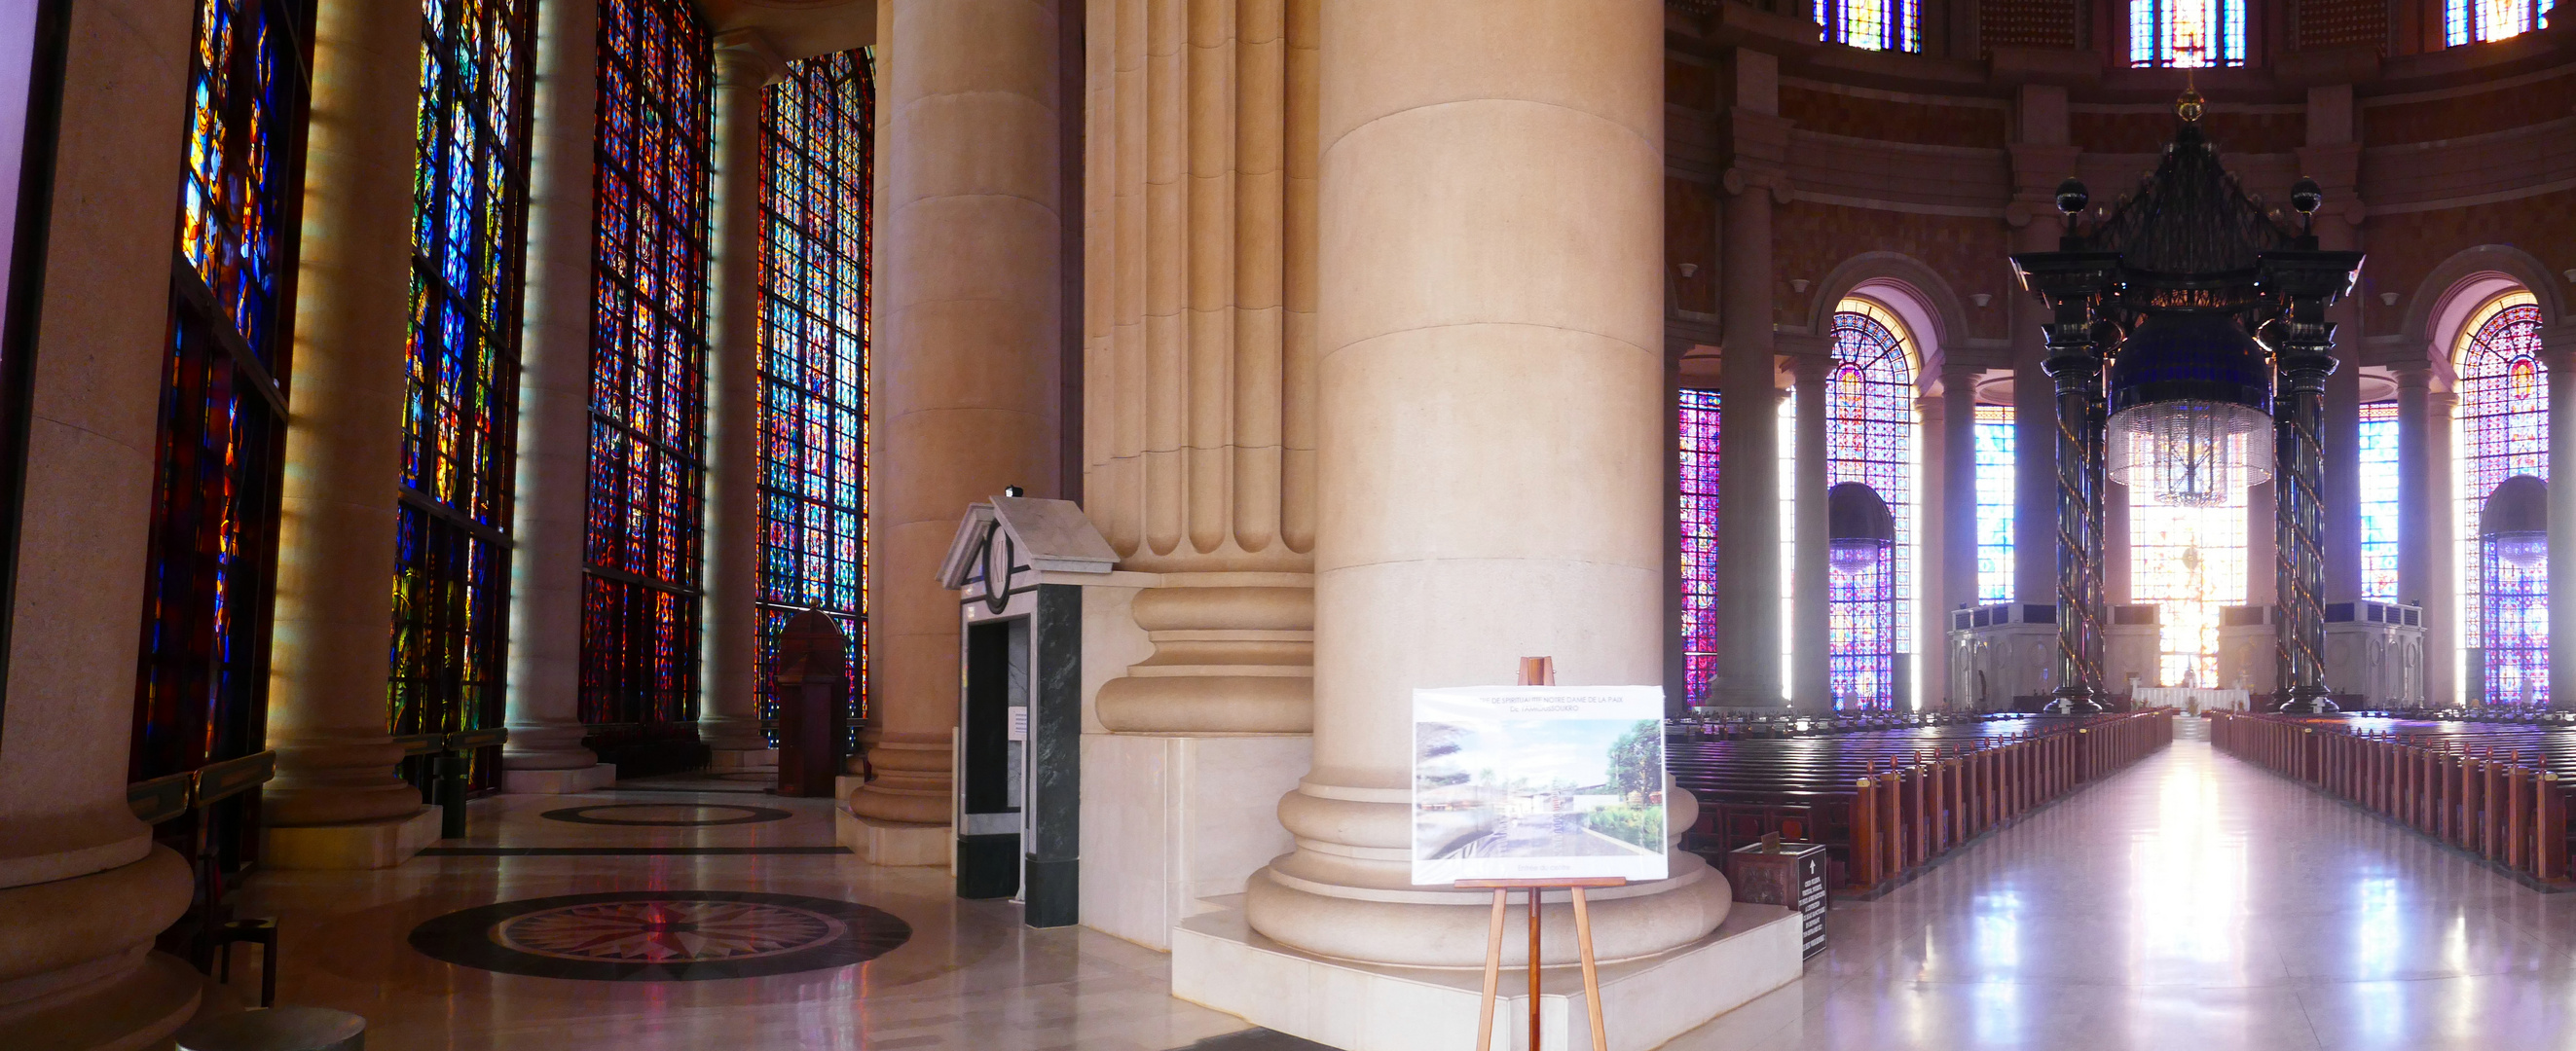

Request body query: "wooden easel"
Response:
[1456, 657, 1625, 1051]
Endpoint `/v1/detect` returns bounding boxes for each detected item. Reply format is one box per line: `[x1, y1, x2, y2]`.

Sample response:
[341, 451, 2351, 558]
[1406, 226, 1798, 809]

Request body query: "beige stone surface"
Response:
[262, 806, 444, 871]
[264, 0, 431, 830]
[505, 0, 605, 772]
[860, 0, 1066, 821]
[1246, 0, 1727, 968]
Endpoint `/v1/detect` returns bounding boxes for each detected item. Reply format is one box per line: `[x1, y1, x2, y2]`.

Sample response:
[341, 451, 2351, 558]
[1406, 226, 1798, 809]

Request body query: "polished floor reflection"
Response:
[230, 722, 2576, 1050]
[1675, 717, 2576, 1051]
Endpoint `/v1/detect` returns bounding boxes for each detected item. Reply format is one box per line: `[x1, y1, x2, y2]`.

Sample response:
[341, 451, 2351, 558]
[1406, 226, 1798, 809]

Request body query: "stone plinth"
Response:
[264, 806, 443, 870]
[501, 764, 617, 795]
[1079, 733, 1310, 950]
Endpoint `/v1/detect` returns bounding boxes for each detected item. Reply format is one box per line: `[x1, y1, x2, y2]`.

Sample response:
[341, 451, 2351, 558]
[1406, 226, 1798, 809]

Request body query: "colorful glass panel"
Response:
[1815, 0, 1921, 51]
[2358, 401, 2400, 604]
[2447, 0, 2553, 44]
[132, 0, 309, 789]
[1974, 404, 2015, 603]
[392, 0, 537, 788]
[1678, 388, 1720, 707]
[1824, 302, 1917, 710]
[756, 49, 872, 741]
[583, 0, 711, 726]
[2129, 0, 2247, 66]
[2128, 483, 2246, 688]
[2457, 294, 2547, 704]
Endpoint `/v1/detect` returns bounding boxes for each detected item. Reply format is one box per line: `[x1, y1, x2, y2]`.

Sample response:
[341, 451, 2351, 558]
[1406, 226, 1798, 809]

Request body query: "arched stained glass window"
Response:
[132, 0, 312, 788]
[755, 49, 873, 742]
[2358, 401, 2400, 603]
[2129, 479, 2246, 688]
[1678, 388, 1720, 707]
[2447, 0, 2554, 45]
[1824, 300, 1917, 709]
[2457, 292, 2547, 705]
[1974, 404, 2015, 603]
[2129, 0, 2247, 66]
[583, 0, 712, 727]
[392, 0, 538, 789]
[1816, 0, 1921, 51]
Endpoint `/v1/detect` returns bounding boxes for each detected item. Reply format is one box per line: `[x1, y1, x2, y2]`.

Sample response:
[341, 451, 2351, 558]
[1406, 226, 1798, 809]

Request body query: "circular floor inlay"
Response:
[539, 803, 792, 826]
[409, 891, 911, 981]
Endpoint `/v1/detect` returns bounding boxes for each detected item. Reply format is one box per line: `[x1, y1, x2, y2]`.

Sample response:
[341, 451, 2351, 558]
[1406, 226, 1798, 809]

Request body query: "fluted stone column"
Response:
[1243, 0, 1730, 968]
[505, 0, 610, 786]
[1789, 352, 1831, 711]
[0, 0, 201, 1041]
[700, 33, 786, 767]
[858, 0, 1066, 825]
[262, 0, 435, 863]
[1939, 364, 1979, 704]
[2544, 329, 2576, 709]
[1717, 192, 1780, 707]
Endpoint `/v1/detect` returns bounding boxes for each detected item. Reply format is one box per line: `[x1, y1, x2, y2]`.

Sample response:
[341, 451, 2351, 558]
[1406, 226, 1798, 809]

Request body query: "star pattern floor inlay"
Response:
[408, 890, 910, 981]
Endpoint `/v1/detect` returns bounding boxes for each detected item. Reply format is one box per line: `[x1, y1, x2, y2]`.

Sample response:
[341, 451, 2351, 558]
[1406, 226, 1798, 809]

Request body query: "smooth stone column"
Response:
[1940, 364, 1979, 704]
[0, 0, 202, 1041]
[2010, 253, 2058, 612]
[859, 0, 1066, 825]
[1717, 186, 1781, 707]
[2545, 329, 2576, 709]
[699, 33, 786, 768]
[2425, 389, 2458, 706]
[1245, 0, 1730, 968]
[504, 0, 611, 789]
[262, 0, 436, 864]
[1789, 353, 1830, 711]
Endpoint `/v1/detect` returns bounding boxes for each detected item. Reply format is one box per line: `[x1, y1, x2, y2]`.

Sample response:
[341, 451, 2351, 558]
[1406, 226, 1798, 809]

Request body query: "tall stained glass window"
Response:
[132, 0, 311, 786]
[2129, 483, 2246, 687]
[583, 0, 712, 726]
[2358, 401, 2400, 604]
[755, 49, 873, 737]
[1823, 301, 1917, 709]
[393, 0, 538, 786]
[1679, 389, 1720, 707]
[2457, 292, 2547, 705]
[1974, 404, 2015, 603]
[1816, 0, 1921, 51]
[2447, 0, 2553, 44]
[2130, 0, 2247, 66]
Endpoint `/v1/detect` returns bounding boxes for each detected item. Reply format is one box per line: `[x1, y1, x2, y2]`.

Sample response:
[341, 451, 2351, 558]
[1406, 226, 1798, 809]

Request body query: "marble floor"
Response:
[228, 722, 2576, 1050]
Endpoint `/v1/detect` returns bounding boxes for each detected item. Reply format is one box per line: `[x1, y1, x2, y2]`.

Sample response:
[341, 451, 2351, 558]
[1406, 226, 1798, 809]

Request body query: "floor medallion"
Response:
[538, 803, 793, 827]
[409, 891, 912, 980]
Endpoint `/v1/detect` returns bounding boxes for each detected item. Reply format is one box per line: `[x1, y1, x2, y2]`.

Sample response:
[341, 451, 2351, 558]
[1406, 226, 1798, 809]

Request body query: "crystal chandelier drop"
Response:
[2108, 399, 2272, 506]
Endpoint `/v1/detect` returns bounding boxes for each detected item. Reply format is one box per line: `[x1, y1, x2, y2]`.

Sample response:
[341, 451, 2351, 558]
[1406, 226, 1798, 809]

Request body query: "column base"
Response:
[0, 950, 202, 1051]
[263, 807, 443, 870]
[1172, 897, 1802, 1051]
[707, 747, 779, 772]
[501, 764, 617, 794]
[1079, 732, 1309, 950]
[833, 810, 950, 867]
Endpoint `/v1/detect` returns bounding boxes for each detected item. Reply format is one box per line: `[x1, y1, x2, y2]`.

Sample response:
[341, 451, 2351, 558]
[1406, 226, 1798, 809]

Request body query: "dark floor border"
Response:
[420, 846, 850, 856]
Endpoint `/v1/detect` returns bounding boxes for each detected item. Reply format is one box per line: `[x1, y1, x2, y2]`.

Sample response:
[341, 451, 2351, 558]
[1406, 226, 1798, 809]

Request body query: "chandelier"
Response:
[2105, 311, 2274, 507]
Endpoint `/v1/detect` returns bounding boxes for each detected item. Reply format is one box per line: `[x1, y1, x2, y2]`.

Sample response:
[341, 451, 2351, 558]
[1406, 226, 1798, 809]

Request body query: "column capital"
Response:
[714, 28, 786, 90]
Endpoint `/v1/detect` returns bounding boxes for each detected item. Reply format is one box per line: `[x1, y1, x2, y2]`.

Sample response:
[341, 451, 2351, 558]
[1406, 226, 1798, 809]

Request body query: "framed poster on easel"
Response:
[1412, 660, 1669, 1050]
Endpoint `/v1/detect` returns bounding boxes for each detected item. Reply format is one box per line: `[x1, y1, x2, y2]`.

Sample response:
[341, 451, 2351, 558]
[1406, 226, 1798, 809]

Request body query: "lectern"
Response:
[772, 608, 849, 798]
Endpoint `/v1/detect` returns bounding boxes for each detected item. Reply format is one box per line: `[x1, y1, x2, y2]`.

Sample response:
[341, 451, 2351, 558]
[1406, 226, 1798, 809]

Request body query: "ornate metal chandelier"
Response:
[2105, 311, 2275, 507]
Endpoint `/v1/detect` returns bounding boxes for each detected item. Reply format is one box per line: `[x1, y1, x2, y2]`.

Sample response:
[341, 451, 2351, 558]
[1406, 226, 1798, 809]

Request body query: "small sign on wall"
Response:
[1410, 686, 1669, 886]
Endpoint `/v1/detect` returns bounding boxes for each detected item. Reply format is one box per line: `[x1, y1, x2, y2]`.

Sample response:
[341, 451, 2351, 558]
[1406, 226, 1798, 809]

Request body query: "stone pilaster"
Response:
[1715, 48, 1786, 707]
[1788, 349, 1831, 711]
[2543, 326, 2576, 709]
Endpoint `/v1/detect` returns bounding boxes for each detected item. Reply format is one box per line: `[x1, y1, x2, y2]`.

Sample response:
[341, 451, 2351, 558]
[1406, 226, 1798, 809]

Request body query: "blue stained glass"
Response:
[756, 50, 874, 741]
[2358, 402, 2400, 604]
[2129, 0, 2246, 66]
[1824, 304, 1917, 710]
[2458, 296, 2548, 704]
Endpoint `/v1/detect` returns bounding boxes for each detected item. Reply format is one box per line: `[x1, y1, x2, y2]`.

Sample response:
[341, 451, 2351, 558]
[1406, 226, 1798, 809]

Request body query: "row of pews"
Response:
[2210, 709, 2574, 884]
[1670, 708, 2176, 893]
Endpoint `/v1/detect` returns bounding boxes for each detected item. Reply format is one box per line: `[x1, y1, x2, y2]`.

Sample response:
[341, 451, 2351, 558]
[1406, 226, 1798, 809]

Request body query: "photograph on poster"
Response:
[1410, 685, 1670, 885]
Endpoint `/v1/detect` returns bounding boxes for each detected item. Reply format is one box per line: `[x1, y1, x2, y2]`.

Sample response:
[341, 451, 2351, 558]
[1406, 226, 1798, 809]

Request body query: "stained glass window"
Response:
[132, 0, 309, 789]
[392, 0, 537, 788]
[583, 0, 711, 726]
[1678, 389, 1720, 707]
[2447, 0, 2553, 44]
[1974, 404, 2015, 604]
[1823, 301, 1917, 710]
[2129, 484, 2246, 688]
[2129, 0, 2247, 66]
[1815, 0, 1921, 51]
[756, 49, 872, 739]
[2457, 293, 2547, 705]
[2358, 401, 2400, 604]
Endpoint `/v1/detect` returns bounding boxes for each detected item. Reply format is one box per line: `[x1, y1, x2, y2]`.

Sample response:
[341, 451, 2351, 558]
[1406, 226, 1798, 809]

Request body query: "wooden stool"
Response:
[216, 917, 279, 1006]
